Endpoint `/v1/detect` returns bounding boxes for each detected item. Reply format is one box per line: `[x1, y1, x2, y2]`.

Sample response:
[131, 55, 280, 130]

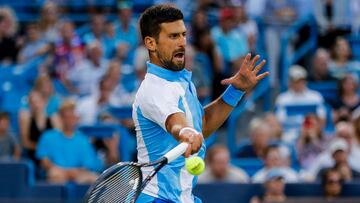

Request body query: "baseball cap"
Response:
[265, 168, 284, 182]
[289, 65, 307, 80]
[219, 8, 235, 20]
[328, 138, 348, 155]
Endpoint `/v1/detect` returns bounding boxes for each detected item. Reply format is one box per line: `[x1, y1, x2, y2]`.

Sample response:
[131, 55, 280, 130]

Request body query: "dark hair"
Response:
[0, 111, 10, 121]
[139, 4, 183, 40]
[321, 168, 343, 187]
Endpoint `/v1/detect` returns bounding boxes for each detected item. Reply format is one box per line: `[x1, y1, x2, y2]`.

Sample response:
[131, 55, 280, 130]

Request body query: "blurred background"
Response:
[1, 0, 360, 202]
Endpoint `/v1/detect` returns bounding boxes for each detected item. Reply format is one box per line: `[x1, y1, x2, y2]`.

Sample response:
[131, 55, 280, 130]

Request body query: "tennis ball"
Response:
[185, 156, 205, 176]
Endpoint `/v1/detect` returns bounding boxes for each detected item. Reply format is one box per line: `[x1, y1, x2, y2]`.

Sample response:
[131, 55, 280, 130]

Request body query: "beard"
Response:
[157, 48, 185, 71]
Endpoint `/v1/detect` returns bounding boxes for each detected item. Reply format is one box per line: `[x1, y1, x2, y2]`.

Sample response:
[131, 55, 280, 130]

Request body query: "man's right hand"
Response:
[179, 127, 203, 158]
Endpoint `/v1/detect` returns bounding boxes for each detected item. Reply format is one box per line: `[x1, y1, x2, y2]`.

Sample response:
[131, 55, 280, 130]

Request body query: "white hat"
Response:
[328, 138, 348, 154]
[289, 65, 307, 80]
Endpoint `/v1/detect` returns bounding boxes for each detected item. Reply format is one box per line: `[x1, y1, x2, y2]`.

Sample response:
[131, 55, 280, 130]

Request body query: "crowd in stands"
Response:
[1, 1, 360, 197]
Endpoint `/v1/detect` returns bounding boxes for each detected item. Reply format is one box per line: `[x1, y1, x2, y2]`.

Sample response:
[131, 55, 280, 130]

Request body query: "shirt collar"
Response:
[146, 61, 192, 82]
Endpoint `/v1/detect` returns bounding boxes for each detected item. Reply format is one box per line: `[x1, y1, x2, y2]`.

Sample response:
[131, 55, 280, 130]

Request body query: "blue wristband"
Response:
[222, 85, 245, 107]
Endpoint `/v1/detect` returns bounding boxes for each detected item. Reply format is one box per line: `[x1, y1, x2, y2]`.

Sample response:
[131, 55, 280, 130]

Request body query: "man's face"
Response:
[266, 177, 285, 195]
[61, 109, 78, 130]
[290, 79, 306, 93]
[325, 172, 342, 197]
[209, 149, 229, 179]
[155, 20, 187, 71]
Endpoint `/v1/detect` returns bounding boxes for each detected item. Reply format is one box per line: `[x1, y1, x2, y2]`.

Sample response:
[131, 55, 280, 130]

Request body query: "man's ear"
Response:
[144, 36, 156, 52]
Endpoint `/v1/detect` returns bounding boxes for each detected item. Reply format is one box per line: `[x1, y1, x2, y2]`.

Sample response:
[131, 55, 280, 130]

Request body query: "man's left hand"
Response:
[221, 53, 269, 92]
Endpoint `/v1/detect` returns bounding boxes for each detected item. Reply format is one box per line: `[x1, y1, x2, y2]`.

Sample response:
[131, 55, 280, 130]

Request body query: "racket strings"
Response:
[87, 165, 142, 203]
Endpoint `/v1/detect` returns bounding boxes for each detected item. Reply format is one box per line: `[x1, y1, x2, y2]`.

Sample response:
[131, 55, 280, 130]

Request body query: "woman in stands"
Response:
[332, 74, 360, 123]
[19, 77, 61, 165]
[38, 1, 60, 43]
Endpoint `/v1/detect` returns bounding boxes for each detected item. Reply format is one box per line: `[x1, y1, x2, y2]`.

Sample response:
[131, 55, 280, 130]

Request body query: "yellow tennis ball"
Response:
[185, 156, 205, 176]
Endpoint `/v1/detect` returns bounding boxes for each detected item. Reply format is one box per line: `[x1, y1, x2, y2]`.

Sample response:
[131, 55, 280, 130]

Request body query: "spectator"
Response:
[192, 28, 223, 99]
[0, 6, 19, 65]
[18, 23, 50, 63]
[198, 144, 249, 183]
[275, 65, 326, 142]
[263, 112, 283, 141]
[83, 13, 106, 45]
[317, 138, 360, 182]
[36, 100, 102, 183]
[185, 44, 211, 104]
[190, 9, 210, 42]
[233, 2, 258, 53]
[19, 91, 61, 164]
[67, 40, 109, 96]
[133, 44, 149, 81]
[314, 0, 351, 48]
[211, 7, 248, 76]
[105, 60, 137, 108]
[103, 21, 117, 59]
[250, 168, 287, 203]
[329, 37, 360, 79]
[321, 168, 343, 201]
[263, 0, 298, 86]
[308, 48, 336, 82]
[252, 146, 299, 183]
[114, 1, 138, 66]
[352, 112, 360, 148]
[0, 112, 20, 160]
[296, 114, 326, 170]
[54, 20, 85, 90]
[31, 74, 62, 116]
[38, 1, 60, 43]
[331, 74, 360, 123]
[236, 117, 271, 159]
[306, 122, 360, 181]
[76, 76, 120, 164]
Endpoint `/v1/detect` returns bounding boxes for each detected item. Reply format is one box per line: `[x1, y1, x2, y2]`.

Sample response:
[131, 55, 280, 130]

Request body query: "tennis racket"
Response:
[85, 142, 189, 203]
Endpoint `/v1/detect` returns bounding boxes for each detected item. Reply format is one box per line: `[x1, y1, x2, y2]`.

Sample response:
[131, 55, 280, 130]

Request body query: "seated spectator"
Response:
[19, 91, 61, 164]
[321, 168, 343, 201]
[252, 146, 299, 183]
[233, 2, 258, 53]
[263, 112, 283, 141]
[275, 65, 326, 142]
[331, 74, 360, 123]
[211, 7, 248, 76]
[198, 144, 249, 183]
[53, 20, 85, 91]
[133, 44, 149, 81]
[83, 14, 106, 45]
[26, 74, 62, 116]
[317, 138, 360, 182]
[236, 117, 271, 159]
[352, 112, 360, 149]
[38, 1, 60, 43]
[113, 1, 138, 66]
[36, 100, 102, 183]
[296, 114, 326, 170]
[306, 122, 360, 181]
[329, 37, 360, 79]
[0, 112, 20, 160]
[17, 23, 50, 63]
[185, 44, 211, 104]
[67, 40, 109, 96]
[0, 7, 19, 65]
[250, 168, 287, 203]
[308, 48, 336, 82]
[103, 21, 117, 59]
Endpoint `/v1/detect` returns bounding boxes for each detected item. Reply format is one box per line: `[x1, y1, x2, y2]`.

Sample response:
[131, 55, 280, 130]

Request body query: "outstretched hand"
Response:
[221, 53, 269, 92]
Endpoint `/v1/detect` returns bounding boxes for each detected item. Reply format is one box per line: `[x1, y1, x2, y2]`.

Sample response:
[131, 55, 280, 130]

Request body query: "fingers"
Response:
[179, 128, 203, 157]
[249, 55, 260, 70]
[256, 72, 269, 81]
[221, 78, 233, 85]
[241, 53, 252, 70]
[253, 59, 266, 74]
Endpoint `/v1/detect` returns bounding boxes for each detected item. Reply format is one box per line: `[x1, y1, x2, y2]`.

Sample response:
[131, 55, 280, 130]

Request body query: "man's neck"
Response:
[63, 128, 74, 137]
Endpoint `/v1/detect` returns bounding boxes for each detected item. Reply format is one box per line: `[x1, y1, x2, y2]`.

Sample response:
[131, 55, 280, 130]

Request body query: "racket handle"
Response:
[164, 142, 189, 163]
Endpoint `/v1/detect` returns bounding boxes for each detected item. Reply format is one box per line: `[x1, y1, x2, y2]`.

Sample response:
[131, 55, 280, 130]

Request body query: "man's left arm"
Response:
[202, 54, 268, 138]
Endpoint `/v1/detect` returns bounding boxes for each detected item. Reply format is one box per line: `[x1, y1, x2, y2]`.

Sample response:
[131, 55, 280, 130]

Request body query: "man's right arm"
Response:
[165, 112, 203, 157]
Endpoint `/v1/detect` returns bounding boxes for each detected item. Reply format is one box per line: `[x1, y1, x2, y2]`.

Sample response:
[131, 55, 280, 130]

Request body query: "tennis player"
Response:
[133, 4, 268, 203]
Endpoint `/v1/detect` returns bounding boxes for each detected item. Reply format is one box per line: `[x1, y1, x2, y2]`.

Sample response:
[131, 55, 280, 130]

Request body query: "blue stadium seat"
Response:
[230, 158, 264, 177]
[307, 81, 338, 104]
[108, 106, 133, 120]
